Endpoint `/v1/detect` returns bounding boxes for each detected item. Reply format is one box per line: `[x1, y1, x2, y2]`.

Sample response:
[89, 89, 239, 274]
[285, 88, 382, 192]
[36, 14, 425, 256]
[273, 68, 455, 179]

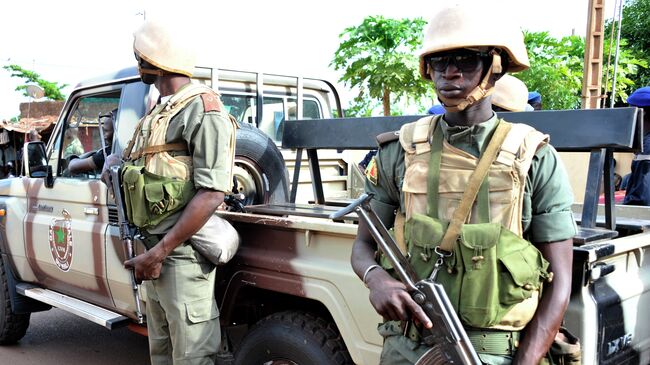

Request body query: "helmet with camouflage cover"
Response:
[492, 74, 529, 112]
[418, 4, 530, 111]
[133, 19, 196, 77]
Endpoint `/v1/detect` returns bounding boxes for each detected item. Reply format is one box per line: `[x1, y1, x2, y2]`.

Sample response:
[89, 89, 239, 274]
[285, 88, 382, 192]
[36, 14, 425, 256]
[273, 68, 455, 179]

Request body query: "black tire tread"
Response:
[235, 122, 289, 204]
[237, 310, 353, 365]
[0, 260, 30, 345]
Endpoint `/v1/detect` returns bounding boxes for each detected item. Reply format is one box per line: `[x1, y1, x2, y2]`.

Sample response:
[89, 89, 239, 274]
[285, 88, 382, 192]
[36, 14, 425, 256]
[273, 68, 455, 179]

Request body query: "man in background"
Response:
[623, 86, 650, 205]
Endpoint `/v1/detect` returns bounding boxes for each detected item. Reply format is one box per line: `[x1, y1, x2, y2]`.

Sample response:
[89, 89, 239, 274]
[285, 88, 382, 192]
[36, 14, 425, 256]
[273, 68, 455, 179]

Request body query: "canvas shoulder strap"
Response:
[124, 83, 220, 162]
[399, 116, 437, 156]
[495, 121, 549, 181]
[438, 121, 513, 253]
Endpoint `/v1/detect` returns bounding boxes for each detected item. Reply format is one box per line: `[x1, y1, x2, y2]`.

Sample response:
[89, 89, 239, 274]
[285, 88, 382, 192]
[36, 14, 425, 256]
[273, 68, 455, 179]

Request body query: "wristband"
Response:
[362, 264, 381, 287]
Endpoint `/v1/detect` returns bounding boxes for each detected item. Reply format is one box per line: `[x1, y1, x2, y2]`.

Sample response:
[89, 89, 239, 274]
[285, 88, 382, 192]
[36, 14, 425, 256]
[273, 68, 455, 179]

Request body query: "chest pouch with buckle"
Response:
[121, 164, 195, 229]
[403, 121, 550, 328]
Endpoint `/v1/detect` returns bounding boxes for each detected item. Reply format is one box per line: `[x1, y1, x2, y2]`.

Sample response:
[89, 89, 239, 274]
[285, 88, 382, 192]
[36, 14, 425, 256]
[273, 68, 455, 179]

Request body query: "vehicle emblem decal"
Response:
[49, 216, 73, 272]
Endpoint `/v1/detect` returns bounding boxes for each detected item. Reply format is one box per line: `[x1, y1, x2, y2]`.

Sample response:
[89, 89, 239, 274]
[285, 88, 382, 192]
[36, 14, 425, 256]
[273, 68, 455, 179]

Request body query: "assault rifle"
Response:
[98, 113, 144, 323]
[108, 165, 145, 324]
[331, 193, 480, 365]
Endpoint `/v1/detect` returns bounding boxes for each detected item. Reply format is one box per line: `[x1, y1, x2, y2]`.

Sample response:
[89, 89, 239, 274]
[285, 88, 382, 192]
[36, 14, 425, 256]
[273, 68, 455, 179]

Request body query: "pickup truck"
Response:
[1, 66, 649, 365]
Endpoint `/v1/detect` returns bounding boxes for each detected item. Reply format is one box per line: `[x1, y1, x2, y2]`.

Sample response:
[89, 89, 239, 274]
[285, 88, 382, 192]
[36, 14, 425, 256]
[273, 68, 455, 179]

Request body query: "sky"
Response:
[0, 0, 615, 120]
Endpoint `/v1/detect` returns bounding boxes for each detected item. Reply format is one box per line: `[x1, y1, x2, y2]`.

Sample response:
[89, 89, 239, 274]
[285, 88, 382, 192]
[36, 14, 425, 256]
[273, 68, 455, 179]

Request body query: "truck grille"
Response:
[108, 206, 119, 225]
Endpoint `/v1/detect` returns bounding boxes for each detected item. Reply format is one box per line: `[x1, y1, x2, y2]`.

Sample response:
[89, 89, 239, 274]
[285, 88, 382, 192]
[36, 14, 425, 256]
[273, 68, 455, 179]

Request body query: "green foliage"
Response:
[516, 31, 646, 109]
[606, 0, 650, 88]
[516, 32, 584, 110]
[331, 16, 431, 116]
[601, 38, 647, 106]
[2, 64, 68, 101]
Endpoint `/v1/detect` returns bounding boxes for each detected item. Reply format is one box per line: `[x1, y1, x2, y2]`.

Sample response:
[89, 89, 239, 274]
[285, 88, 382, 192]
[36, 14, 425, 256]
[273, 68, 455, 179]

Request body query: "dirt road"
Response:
[0, 308, 150, 365]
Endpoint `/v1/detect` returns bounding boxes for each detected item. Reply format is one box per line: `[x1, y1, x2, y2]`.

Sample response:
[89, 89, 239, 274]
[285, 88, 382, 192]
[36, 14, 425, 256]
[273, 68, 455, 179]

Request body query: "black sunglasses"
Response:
[427, 51, 489, 73]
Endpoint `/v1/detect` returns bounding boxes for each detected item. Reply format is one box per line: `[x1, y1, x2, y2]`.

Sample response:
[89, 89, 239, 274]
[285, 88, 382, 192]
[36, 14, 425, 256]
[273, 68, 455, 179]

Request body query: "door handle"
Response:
[589, 262, 616, 281]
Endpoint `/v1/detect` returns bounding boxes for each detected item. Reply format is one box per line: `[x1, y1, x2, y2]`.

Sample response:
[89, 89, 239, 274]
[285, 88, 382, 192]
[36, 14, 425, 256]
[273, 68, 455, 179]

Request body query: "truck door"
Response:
[24, 90, 121, 309]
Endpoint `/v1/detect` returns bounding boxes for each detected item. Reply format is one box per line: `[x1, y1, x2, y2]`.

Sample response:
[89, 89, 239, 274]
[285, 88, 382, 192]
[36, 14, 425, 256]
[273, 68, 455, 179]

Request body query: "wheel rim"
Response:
[233, 157, 267, 205]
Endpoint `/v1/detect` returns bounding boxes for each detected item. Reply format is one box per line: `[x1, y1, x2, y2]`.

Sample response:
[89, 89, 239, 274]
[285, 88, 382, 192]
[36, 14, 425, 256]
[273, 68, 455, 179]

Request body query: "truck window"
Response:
[52, 93, 120, 179]
[221, 94, 322, 143]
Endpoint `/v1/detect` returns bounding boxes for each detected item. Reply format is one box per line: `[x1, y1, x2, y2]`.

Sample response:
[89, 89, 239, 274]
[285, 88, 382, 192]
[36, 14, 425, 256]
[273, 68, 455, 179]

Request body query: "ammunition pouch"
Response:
[403, 213, 550, 328]
[121, 164, 195, 229]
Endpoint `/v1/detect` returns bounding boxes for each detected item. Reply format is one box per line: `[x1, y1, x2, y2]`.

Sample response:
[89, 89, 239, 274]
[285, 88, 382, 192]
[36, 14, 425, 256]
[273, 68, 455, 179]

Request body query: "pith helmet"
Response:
[418, 5, 530, 80]
[133, 19, 196, 77]
[492, 75, 529, 112]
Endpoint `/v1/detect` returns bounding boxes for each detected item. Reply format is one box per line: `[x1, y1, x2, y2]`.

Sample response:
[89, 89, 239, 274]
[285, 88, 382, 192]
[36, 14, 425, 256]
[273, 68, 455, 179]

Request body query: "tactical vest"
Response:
[121, 83, 236, 229]
[398, 115, 550, 331]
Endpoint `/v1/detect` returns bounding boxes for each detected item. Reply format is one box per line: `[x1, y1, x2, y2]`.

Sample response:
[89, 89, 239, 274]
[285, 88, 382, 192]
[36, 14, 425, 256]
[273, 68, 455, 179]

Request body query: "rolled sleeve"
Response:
[526, 144, 578, 243]
[529, 210, 577, 243]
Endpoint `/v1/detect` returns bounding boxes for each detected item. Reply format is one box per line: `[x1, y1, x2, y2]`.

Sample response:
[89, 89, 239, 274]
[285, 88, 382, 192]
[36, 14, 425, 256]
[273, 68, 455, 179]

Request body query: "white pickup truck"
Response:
[1, 66, 648, 364]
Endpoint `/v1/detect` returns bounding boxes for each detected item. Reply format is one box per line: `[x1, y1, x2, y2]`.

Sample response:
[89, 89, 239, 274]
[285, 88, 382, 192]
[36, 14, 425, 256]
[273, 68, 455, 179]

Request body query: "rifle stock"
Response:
[333, 194, 481, 365]
[109, 165, 144, 323]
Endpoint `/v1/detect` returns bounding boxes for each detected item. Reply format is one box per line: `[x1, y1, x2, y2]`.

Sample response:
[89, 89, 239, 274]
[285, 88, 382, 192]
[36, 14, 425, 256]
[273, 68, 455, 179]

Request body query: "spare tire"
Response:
[234, 123, 289, 205]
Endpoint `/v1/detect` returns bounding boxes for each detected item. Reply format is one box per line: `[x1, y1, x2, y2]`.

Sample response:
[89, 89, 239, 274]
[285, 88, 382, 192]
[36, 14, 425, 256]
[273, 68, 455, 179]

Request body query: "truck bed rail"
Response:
[281, 108, 644, 241]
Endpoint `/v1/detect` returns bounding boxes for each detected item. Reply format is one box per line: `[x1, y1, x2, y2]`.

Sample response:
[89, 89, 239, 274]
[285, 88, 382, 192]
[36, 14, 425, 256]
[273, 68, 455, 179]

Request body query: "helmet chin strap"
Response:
[437, 51, 502, 112]
[138, 67, 167, 76]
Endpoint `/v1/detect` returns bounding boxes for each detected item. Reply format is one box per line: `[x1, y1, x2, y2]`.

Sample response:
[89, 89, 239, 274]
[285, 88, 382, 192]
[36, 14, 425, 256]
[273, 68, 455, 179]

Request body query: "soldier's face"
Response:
[135, 55, 158, 85]
[429, 50, 486, 100]
[102, 118, 114, 146]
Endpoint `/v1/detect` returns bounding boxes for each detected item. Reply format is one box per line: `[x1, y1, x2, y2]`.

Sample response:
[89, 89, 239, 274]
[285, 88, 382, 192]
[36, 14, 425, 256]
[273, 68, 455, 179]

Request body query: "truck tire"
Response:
[233, 311, 353, 365]
[234, 123, 289, 205]
[0, 260, 30, 344]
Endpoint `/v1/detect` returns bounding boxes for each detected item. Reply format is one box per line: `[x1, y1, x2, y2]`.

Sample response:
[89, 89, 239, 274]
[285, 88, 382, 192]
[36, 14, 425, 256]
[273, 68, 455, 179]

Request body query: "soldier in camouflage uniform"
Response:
[352, 5, 576, 365]
[123, 19, 237, 365]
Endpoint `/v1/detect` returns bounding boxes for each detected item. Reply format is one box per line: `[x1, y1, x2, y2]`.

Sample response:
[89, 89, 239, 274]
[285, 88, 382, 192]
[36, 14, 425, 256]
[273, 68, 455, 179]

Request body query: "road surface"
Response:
[0, 308, 150, 365]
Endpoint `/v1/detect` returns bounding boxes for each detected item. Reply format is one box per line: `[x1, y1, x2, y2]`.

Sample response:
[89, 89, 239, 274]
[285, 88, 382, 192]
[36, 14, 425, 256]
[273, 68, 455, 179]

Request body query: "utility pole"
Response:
[581, 0, 606, 109]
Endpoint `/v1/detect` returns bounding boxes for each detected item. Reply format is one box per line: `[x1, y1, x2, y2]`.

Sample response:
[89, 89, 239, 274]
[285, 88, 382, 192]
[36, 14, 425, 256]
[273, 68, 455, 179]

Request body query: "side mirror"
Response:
[24, 142, 53, 187]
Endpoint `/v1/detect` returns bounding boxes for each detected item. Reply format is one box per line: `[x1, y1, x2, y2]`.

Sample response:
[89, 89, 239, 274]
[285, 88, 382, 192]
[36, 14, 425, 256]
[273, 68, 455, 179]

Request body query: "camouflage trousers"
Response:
[144, 243, 220, 365]
[378, 321, 534, 365]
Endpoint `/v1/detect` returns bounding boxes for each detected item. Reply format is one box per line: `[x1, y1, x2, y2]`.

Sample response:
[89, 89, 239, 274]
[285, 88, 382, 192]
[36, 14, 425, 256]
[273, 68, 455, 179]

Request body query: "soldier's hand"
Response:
[124, 247, 165, 283]
[365, 269, 432, 328]
[100, 153, 122, 188]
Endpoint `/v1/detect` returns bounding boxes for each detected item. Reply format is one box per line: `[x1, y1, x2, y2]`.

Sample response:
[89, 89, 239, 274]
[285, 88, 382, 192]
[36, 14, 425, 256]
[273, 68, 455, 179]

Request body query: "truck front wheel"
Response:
[233, 311, 353, 365]
[0, 260, 30, 344]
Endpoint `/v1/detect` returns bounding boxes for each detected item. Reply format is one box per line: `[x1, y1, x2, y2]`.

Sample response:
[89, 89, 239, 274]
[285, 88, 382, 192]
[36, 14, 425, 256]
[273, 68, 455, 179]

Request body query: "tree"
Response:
[612, 0, 650, 86]
[331, 16, 431, 116]
[600, 38, 647, 106]
[516, 31, 646, 109]
[516, 32, 584, 110]
[2, 64, 68, 101]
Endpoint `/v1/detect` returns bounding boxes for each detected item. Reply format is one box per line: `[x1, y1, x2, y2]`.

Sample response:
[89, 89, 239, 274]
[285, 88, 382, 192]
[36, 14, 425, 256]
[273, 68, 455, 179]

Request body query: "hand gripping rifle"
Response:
[330, 193, 480, 365]
[108, 165, 145, 324]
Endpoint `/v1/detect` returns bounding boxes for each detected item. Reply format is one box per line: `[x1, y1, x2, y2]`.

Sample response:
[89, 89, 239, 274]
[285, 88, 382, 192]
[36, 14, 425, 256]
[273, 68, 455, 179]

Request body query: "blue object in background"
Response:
[627, 86, 650, 107]
[528, 91, 542, 104]
[427, 104, 445, 115]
